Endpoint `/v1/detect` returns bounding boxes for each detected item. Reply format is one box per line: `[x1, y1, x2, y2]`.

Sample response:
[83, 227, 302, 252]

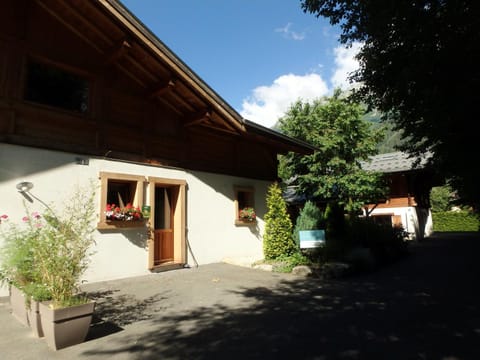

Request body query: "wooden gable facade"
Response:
[0, 0, 312, 180]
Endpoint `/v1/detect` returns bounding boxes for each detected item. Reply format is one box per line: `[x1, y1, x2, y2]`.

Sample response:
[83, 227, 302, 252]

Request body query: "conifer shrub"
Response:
[263, 182, 297, 260]
[293, 200, 323, 247]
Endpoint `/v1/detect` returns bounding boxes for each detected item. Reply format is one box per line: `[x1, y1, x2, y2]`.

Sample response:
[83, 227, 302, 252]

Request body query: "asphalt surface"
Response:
[0, 232, 479, 360]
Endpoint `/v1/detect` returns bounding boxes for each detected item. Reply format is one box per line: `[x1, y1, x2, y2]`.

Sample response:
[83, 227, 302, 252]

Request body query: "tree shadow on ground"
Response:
[81, 234, 480, 360]
[85, 289, 169, 341]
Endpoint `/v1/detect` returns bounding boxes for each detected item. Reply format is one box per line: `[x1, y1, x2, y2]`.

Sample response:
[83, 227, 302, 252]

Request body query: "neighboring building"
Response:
[360, 151, 436, 241]
[0, 0, 314, 296]
[284, 151, 437, 241]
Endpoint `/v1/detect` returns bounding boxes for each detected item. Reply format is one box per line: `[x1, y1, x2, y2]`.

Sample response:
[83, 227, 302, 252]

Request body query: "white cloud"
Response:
[275, 23, 305, 41]
[330, 41, 362, 90]
[240, 73, 328, 128]
[240, 42, 363, 128]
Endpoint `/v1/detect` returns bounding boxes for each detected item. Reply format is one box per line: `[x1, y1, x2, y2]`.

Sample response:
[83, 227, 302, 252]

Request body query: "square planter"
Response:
[39, 301, 95, 350]
[9, 285, 29, 327]
[27, 299, 44, 338]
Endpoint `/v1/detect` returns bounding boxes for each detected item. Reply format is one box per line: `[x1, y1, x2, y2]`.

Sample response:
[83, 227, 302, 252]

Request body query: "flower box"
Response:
[97, 219, 147, 230]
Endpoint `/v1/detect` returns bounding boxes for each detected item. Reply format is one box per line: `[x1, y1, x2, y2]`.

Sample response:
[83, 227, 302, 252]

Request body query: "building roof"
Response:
[360, 151, 431, 173]
[102, 0, 314, 155]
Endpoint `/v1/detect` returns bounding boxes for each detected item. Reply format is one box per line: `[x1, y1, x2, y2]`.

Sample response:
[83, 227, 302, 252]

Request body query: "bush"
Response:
[347, 217, 409, 266]
[430, 185, 454, 212]
[293, 200, 323, 247]
[323, 203, 348, 260]
[270, 253, 311, 273]
[0, 182, 97, 308]
[432, 211, 479, 232]
[319, 215, 409, 271]
[263, 182, 297, 260]
[0, 208, 43, 291]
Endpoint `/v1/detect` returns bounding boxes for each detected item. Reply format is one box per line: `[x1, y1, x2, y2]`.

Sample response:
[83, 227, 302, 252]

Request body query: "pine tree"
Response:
[263, 182, 296, 259]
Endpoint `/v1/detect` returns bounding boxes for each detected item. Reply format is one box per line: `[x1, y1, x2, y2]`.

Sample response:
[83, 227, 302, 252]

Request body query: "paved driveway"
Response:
[1, 232, 479, 359]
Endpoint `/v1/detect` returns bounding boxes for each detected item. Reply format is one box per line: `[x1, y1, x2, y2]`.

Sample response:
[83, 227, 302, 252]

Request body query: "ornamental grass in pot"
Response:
[1, 182, 98, 349]
[34, 183, 98, 350]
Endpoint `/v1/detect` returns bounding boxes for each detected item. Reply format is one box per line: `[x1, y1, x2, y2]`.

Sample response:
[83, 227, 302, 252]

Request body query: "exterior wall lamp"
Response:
[16, 181, 34, 193]
[15, 181, 55, 215]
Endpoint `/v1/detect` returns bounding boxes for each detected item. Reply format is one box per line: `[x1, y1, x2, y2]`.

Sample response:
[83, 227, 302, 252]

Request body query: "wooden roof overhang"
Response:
[33, 0, 313, 155]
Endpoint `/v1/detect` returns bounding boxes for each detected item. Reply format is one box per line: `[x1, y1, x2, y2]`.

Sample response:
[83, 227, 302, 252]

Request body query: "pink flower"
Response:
[32, 212, 41, 219]
[22, 216, 29, 222]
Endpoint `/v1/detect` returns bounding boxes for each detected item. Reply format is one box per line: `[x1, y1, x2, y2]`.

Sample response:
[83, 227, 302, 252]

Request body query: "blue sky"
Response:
[120, 0, 361, 128]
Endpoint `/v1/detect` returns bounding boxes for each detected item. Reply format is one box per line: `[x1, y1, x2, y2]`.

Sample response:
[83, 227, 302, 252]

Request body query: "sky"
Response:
[120, 0, 361, 128]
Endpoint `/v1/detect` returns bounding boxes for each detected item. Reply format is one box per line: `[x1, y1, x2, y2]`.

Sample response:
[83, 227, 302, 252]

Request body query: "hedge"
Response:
[432, 211, 479, 232]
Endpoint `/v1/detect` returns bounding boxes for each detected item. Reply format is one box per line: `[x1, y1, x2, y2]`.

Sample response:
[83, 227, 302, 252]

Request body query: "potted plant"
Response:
[239, 207, 256, 222]
[1, 182, 98, 350]
[0, 211, 50, 330]
[33, 182, 98, 350]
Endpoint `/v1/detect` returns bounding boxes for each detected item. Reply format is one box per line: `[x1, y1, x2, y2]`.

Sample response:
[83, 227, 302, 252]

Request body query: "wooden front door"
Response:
[153, 187, 174, 265]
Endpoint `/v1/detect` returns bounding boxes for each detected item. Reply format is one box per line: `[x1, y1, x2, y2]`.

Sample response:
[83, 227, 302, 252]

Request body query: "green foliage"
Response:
[270, 253, 311, 273]
[278, 89, 387, 215]
[432, 211, 479, 232]
[0, 181, 97, 308]
[0, 208, 44, 291]
[323, 202, 348, 260]
[293, 200, 323, 247]
[344, 217, 409, 267]
[263, 182, 297, 260]
[34, 183, 97, 308]
[321, 211, 409, 270]
[430, 185, 454, 213]
[301, 0, 480, 208]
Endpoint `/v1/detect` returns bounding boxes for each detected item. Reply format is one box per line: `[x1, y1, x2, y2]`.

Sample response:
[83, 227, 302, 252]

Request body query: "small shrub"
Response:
[263, 182, 296, 259]
[271, 253, 310, 273]
[293, 200, 323, 247]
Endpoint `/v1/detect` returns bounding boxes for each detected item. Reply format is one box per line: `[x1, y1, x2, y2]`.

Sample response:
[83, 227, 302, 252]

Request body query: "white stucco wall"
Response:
[0, 143, 269, 296]
[367, 206, 433, 241]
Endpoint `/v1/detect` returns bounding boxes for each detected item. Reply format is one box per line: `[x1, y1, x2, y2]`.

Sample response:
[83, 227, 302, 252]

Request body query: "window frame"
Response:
[98, 172, 146, 229]
[234, 185, 256, 226]
[23, 57, 91, 115]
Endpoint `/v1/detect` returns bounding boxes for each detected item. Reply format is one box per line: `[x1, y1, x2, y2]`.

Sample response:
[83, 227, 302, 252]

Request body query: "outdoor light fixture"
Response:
[16, 181, 34, 193]
[15, 181, 55, 214]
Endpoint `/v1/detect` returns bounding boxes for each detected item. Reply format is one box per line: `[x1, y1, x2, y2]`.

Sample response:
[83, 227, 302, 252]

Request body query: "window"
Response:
[107, 180, 135, 206]
[98, 172, 146, 229]
[24, 60, 89, 113]
[234, 186, 256, 225]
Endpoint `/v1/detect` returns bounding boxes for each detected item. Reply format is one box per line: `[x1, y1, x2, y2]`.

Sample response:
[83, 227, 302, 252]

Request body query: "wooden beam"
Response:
[171, 92, 197, 112]
[156, 97, 184, 116]
[35, 0, 110, 54]
[97, 0, 246, 133]
[104, 40, 131, 66]
[123, 52, 158, 83]
[199, 123, 241, 136]
[116, 63, 147, 88]
[184, 111, 210, 127]
[150, 80, 175, 99]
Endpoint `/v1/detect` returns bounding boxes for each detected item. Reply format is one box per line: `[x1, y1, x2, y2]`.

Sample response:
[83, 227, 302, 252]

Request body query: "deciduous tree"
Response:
[278, 89, 386, 214]
[301, 0, 480, 208]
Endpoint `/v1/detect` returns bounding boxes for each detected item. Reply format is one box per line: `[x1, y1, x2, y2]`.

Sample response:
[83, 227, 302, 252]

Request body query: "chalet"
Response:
[283, 151, 436, 241]
[0, 0, 314, 296]
[360, 151, 436, 241]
